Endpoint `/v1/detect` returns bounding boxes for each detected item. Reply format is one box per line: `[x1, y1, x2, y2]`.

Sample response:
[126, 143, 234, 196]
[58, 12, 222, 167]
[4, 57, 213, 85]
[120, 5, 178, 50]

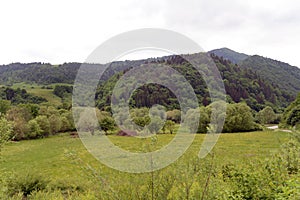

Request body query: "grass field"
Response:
[0, 82, 72, 105]
[0, 130, 294, 199]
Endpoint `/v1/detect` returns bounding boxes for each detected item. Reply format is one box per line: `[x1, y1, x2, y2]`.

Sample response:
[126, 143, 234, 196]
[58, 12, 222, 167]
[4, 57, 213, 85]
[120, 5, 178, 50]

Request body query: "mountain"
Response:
[96, 53, 294, 112]
[1, 50, 299, 112]
[0, 62, 80, 85]
[208, 48, 249, 64]
[0, 61, 147, 85]
[240, 55, 300, 96]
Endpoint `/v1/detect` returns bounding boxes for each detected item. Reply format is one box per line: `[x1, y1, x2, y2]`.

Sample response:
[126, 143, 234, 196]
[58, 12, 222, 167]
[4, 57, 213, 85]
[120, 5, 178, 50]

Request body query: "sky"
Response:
[0, 0, 299, 66]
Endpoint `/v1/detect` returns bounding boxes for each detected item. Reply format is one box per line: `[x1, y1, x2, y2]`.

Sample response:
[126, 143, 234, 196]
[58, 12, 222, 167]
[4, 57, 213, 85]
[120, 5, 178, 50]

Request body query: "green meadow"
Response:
[0, 82, 71, 105]
[1, 130, 297, 199]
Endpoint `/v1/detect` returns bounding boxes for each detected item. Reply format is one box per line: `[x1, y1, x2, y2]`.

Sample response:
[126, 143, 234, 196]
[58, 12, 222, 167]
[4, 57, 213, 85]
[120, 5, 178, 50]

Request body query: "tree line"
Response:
[1, 92, 299, 142]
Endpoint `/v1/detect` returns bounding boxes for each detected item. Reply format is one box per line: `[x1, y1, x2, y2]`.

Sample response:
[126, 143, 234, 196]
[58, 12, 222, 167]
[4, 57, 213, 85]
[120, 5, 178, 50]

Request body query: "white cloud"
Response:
[0, 0, 299, 66]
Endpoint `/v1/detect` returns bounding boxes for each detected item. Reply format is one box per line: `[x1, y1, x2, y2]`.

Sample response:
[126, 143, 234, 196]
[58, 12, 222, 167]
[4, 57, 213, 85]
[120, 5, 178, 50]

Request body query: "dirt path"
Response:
[266, 125, 292, 132]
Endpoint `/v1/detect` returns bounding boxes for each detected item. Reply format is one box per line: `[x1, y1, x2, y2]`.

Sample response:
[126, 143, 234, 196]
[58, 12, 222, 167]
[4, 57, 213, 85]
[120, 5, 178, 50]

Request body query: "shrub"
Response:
[26, 119, 43, 139]
[0, 117, 13, 151]
[6, 173, 48, 197]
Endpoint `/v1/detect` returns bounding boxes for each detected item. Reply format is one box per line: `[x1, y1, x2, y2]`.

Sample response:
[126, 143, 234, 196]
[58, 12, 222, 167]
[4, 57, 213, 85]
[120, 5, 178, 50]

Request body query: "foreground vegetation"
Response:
[0, 52, 299, 199]
[0, 130, 299, 199]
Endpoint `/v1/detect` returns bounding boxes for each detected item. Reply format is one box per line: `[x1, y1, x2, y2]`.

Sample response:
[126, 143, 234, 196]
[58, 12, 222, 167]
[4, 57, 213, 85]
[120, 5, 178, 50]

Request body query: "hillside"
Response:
[208, 48, 249, 64]
[0, 51, 299, 111]
[208, 48, 300, 97]
[0, 61, 145, 85]
[240, 55, 300, 96]
[96, 53, 294, 112]
[0, 63, 80, 85]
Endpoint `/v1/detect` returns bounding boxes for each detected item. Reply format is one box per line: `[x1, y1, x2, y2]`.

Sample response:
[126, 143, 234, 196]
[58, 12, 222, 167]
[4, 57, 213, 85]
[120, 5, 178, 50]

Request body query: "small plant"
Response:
[6, 172, 49, 197]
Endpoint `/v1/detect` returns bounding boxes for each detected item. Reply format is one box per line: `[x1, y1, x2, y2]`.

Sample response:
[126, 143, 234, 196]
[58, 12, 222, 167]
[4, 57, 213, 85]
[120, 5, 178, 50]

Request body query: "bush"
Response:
[223, 103, 259, 132]
[26, 119, 43, 139]
[6, 173, 49, 197]
[221, 133, 300, 199]
[256, 106, 277, 124]
[0, 117, 13, 151]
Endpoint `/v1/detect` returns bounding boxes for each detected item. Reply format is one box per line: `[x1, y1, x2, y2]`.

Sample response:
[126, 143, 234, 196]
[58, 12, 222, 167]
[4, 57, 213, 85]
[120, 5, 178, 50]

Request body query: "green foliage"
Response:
[163, 120, 176, 134]
[96, 54, 293, 112]
[287, 106, 300, 127]
[209, 47, 249, 64]
[256, 106, 277, 124]
[35, 115, 51, 137]
[0, 131, 298, 199]
[6, 172, 49, 198]
[0, 87, 47, 104]
[26, 119, 43, 139]
[147, 116, 164, 134]
[0, 117, 13, 151]
[53, 85, 73, 98]
[223, 103, 259, 132]
[18, 103, 40, 118]
[184, 107, 211, 133]
[222, 135, 300, 199]
[49, 114, 62, 135]
[130, 108, 151, 130]
[240, 55, 300, 97]
[166, 109, 181, 123]
[0, 62, 80, 85]
[282, 93, 300, 128]
[0, 99, 11, 114]
[6, 106, 32, 140]
[98, 115, 115, 134]
[3, 103, 75, 140]
[198, 106, 210, 133]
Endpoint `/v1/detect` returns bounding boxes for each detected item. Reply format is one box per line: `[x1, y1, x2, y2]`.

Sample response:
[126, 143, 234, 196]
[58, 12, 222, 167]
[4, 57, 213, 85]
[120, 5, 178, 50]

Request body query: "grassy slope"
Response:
[0, 130, 291, 188]
[0, 82, 72, 106]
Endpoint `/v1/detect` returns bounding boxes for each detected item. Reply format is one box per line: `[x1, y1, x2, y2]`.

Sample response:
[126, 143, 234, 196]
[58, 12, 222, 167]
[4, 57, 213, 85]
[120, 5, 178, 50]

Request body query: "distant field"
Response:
[0, 82, 73, 105]
[0, 130, 291, 194]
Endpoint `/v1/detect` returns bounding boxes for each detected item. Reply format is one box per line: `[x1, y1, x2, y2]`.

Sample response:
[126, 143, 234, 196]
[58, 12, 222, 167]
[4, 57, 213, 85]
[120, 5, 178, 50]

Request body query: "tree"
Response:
[198, 107, 210, 133]
[163, 120, 176, 134]
[286, 105, 300, 127]
[166, 109, 181, 123]
[147, 116, 164, 134]
[130, 108, 151, 130]
[77, 108, 98, 135]
[184, 108, 201, 133]
[184, 107, 211, 133]
[223, 103, 258, 132]
[35, 115, 51, 137]
[256, 106, 276, 124]
[6, 106, 32, 122]
[26, 119, 42, 139]
[0, 100, 11, 114]
[6, 106, 32, 140]
[281, 94, 300, 128]
[49, 114, 62, 135]
[0, 117, 13, 151]
[60, 116, 71, 132]
[99, 116, 115, 134]
[61, 110, 75, 131]
[19, 104, 40, 118]
[53, 85, 73, 98]
[39, 105, 59, 117]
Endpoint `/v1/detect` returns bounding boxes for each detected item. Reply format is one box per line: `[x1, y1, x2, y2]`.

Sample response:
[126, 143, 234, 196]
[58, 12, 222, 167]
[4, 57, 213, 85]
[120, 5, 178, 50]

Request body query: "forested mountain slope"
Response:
[240, 55, 300, 96]
[1, 50, 298, 112]
[96, 53, 294, 112]
[208, 48, 249, 64]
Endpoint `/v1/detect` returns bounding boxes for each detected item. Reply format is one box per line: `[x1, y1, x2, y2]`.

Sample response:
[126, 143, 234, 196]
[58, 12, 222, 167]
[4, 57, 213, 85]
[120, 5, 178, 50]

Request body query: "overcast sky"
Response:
[0, 0, 299, 66]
